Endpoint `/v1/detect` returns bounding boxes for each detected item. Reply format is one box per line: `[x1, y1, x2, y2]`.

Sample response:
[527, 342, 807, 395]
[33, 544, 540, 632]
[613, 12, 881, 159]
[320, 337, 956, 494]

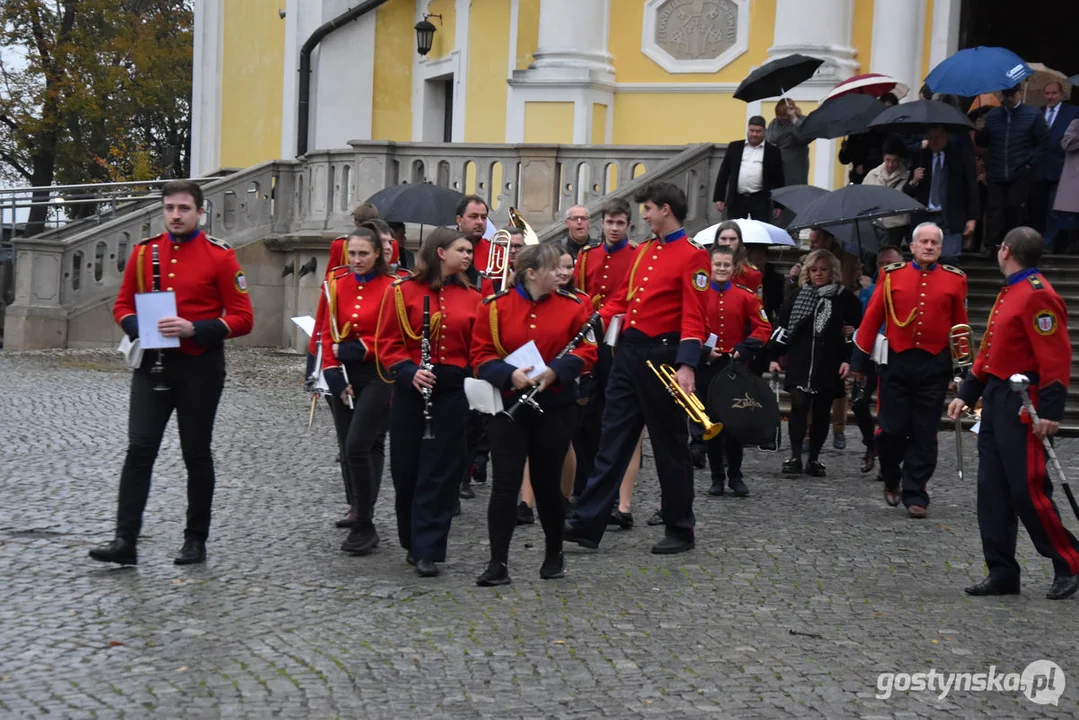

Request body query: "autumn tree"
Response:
[0, 0, 193, 234]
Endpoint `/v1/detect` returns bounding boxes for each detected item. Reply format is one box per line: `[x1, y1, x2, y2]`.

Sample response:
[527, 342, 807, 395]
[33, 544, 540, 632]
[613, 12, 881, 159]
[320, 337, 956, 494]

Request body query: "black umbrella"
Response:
[867, 99, 974, 134]
[734, 54, 824, 102]
[796, 94, 886, 141]
[771, 185, 828, 214]
[788, 185, 925, 255]
[364, 183, 465, 226]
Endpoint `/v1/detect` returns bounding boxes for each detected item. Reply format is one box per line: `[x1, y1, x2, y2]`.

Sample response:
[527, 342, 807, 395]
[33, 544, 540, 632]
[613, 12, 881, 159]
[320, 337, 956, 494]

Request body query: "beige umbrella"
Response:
[1025, 62, 1071, 105]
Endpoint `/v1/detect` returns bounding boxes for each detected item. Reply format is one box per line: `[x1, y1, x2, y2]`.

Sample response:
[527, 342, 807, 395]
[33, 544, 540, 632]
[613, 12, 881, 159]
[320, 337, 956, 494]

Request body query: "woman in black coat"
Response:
[768, 249, 862, 477]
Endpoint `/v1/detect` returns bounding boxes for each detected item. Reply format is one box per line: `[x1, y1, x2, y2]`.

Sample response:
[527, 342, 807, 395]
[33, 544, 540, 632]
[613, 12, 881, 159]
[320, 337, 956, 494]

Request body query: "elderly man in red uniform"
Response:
[852, 222, 967, 518]
[949, 227, 1079, 600]
[89, 180, 254, 566]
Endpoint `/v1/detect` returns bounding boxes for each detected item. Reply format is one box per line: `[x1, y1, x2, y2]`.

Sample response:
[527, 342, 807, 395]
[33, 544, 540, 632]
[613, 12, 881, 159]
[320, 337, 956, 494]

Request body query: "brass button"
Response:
[166, 286, 174, 291]
[352, 313, 358, 318]
[168, 273, 175, 278]
[643, 277, 649, 282]
[170, 259, 177, 265]
[172, 245, 180, 250]
[630, 320, 637, 325]
[648, 266, 653, 271]
[530, 324, 536, 328]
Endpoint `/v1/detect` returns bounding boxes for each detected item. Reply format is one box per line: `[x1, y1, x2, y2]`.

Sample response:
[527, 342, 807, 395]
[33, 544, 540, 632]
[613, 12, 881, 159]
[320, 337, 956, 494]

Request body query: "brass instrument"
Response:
[949, 323, 973, 481]
[646, 360, 723, 440]
[482, 207, 540, 288]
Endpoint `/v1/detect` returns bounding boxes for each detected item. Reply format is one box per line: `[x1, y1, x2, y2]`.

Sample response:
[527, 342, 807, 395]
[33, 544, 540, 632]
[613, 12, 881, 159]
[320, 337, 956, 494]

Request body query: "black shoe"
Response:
[832, 429, 846, 450]
[964, 576, 1020, 596]
[708, 480, 725, 496]
[651, 534, 695, 554]
[476, 561, 511, 586]
[646, 509, 664, 526]
[729, 477, 749, 497]
[335, 508, 356, 529]
[406, 551, 415, 566]
[472, 460, 488, 484]
[690, 445, 706, 470]
[1047, 574, 1079, 600]
[415, 559, 438, 577]
[540, 552, 566, 579]
[563, 523, 599, 549]
[608, 510, 634, 530]
[88, 537, 137, 566]
[516, 501, 535, 525]
[781, 458, 803, 475]
[805, 460, 827, 477]
[459, 481, 475, 500]
[340, 523, 380, 555]
[174, 539, 206, 566]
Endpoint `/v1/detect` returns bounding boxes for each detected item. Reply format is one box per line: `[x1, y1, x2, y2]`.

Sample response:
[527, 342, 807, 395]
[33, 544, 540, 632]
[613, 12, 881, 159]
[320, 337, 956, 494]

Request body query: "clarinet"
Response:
[420, 295, 435, 439]
[149, 244, 169, 391]
[501, 311, 600, 421]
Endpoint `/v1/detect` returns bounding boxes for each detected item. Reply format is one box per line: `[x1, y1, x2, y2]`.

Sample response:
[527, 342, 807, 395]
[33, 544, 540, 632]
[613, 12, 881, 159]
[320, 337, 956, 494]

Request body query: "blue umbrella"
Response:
[924, 46, 1032, 96]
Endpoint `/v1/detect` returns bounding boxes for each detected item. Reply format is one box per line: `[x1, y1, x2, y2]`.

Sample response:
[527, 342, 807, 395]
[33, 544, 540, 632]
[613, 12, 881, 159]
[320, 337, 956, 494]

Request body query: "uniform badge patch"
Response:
[692, 270, 709, 291]
[760, 307, 769, 322]
[234, 271, 248, 294]
[1034, 310, 1057, 336]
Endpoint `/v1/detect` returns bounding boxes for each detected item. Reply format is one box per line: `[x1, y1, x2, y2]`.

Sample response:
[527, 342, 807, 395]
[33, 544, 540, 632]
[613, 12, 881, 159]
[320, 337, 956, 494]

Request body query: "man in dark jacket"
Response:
[713, 116, 785, 221]
[976, 85, 1050, 251]
[1032, 81, 1079, 246]
[904, 126, 980, 261]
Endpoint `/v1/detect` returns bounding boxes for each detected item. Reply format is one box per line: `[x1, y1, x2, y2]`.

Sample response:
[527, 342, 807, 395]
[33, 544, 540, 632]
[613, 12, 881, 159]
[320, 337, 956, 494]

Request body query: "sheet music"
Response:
[134, 292, 181, 349]
[291, 315, 316, 337]
[117, 335, 143, 368]
[504, 340, 548, 380]
[604, 314, 625, 346]
[704, 333, 718, 350]
[465, 378, 504, 414]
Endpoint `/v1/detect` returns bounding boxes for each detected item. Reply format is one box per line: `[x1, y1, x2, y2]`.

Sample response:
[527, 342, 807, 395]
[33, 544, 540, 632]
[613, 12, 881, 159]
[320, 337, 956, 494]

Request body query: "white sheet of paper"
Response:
[970, 421, 981, 435]
[604, 314, 625, 346]
[504, 340, 548, 380]
[134, 292, 181, 349]
[465, 378, 504, 414]
[704, 333, 718, 350]
[117, 335, 143, 369]
[871, 333, 889, 365]
[291, 315, 316, 338]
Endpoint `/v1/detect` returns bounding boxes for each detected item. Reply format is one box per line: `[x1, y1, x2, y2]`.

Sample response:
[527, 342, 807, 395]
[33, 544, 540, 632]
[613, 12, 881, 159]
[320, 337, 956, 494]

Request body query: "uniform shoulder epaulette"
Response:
[687, 237, 706, 250]
[883, 261, 906, 272]
[941, 264, 965, 276]
[392, 275, 414, 287]
[136, 237, 154, 246]
[746, 262, 759, 271]
[482, 289, 511, 305]
[205, 235, 231, 250]
[556, 288, 583, 303]
[734, 283, 755, 294]
[582, 243, 603, 255]
[574, 288, 590, 299]
[1028, 274, 1045, 290]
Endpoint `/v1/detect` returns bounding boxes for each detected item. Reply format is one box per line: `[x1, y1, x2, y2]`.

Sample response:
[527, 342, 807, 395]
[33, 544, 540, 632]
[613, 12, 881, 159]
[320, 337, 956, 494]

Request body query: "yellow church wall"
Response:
[592, 104, 608, 145]
[611, 93, 745, 146]
[516, 0, 541, 71]
[371, 0, 414, 142]
[219, 0, 285, 168]
[465, 0, 511, 142]
[424, 0, 456, 59]
[524, 102, 574, 144]
[609, 0, 776, 83]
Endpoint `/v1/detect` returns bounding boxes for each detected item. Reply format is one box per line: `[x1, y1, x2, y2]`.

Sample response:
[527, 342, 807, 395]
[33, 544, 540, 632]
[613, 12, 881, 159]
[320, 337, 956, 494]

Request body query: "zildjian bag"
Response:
[706, 359, 780, 447]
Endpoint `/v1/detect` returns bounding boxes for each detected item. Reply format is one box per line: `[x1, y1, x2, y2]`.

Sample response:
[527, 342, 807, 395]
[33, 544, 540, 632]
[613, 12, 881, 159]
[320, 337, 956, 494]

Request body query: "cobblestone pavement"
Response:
[2, 347, 1078, 718]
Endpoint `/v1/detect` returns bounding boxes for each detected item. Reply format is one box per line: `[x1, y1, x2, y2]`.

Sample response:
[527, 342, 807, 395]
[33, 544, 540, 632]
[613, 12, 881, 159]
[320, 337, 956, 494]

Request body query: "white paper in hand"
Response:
[117, 335, 143, 369]
[465, 378, 504, 414]
[291, 315, 316, 338]
[604, 314, 625, 346]
[504, 340, 547, 380]
[704, 333, 718, 350]
[134, 292, 181, 349]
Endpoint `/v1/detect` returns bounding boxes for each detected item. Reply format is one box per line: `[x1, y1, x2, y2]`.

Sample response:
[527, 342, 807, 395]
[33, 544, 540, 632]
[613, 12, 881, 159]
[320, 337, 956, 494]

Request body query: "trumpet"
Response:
[483, 207, 540, 288]
[646, 360, 723, 440]
[949, 323, 974, 481]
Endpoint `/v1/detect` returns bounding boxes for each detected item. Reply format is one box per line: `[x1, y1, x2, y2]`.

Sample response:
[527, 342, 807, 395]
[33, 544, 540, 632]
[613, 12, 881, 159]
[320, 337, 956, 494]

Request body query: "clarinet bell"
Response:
[422, 419, 435, 440]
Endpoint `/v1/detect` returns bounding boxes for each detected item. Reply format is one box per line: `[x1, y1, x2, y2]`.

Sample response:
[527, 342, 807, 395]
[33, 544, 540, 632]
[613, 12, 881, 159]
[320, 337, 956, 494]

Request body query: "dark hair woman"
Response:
[713, 220, 762, 295]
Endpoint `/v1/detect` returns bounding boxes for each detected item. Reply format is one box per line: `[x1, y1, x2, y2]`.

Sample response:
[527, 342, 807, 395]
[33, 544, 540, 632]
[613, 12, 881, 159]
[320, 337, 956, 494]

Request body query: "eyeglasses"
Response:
[567, 216, 589, 222]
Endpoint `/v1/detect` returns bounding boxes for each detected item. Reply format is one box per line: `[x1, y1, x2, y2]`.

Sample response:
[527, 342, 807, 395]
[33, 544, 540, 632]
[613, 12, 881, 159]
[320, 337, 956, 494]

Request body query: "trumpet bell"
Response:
[949, 323, 973, 369]
[646, 360, 723, 440]
[509, 207, 540, 246]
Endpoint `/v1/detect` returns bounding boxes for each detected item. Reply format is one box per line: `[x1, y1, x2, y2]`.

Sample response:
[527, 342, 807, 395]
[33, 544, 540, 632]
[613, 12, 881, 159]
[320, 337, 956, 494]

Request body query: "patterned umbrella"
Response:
[823, 73, 910, 103]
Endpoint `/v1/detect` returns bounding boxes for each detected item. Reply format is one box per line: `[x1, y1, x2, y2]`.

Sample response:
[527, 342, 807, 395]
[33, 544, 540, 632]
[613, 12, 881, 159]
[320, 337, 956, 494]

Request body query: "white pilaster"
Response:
[870, 0, 926, 102]
[928, 0, 961, 77]
[451, 0, 470, 143]
[190, 0, 223, 175]
[313, 6, 376, 149]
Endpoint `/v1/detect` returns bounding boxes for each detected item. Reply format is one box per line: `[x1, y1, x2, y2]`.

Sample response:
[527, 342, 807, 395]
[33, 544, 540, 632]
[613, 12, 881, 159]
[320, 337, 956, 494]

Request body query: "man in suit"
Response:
[1032, 81, 1079, 247]
[713, 116, 785, 221]
[904, 125, 980, 261]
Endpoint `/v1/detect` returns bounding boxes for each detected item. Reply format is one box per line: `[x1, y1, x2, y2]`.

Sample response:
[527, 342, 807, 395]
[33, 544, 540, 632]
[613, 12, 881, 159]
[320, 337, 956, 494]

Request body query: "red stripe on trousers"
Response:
[1025, 416, 1079, 575]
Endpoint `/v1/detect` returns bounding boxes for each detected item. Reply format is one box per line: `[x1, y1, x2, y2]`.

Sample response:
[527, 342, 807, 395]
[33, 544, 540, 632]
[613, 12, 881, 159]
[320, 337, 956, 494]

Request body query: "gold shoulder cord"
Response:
[884, 272, 917, 328]
[625, 240, 653, 302]
[332, 273, 351, 340]
[576, 250, 587, 291]
[136, 245, 147, 293]
[489, 300, 508, 358]
[374, 286, 394, 384]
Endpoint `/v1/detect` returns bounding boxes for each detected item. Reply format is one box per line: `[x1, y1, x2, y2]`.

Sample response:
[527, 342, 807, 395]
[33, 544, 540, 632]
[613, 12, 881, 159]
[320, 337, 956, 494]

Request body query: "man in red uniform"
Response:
[852, 222, 967, 518]
[89, 180, 254, 566]
[566, 182, 710, 554]
[949, 227, 1079, 599]
[458, 195, 491, 280]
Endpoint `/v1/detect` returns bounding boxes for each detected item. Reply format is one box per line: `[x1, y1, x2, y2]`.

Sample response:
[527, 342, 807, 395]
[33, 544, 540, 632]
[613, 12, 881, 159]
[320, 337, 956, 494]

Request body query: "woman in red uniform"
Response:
[376, 229, 480, 577]
[363, 219, 412, 278]
[471, 243, 598, 586]
[714, 220, 763, 295]
[321, 227, 396, 556]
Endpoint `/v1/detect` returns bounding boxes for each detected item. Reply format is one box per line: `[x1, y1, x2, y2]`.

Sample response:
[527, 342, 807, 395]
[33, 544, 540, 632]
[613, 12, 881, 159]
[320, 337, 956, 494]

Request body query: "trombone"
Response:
[646, 360, 723, 440]
[949, 323, 974, 480]
[483, 207, 540, 288]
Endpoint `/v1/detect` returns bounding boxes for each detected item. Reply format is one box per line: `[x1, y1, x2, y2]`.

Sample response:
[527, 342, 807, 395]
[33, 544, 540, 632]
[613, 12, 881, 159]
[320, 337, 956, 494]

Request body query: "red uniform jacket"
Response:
[731, 263, 763, 297]
[472, 286, 598, 405]
[307, 235, 350, 357]
[319, 269, 396, 372]
[959, 269, 1072, 420]
[600, 228, 711, 367]
[575, 238, 640, 312]
[854, 261, 968, 363]
[704, 281, 772, 357]
[473, 236, 492, 275]
[114, 231, 253, 355]
[376, 276, 480, 383]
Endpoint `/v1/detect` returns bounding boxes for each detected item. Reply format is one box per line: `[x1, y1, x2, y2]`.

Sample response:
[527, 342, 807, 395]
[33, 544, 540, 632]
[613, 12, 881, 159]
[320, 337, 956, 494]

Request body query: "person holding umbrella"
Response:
[902, 126, 980, 261]
[766, 100, 811, 187]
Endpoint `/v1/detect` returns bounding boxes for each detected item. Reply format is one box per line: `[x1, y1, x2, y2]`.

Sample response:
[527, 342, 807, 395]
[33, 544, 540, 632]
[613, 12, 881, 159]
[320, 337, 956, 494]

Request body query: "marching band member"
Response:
[90, 180, 254, 566]
[700, 244, 772, 497]
[471, 243, 598, 586]
[852, 222, 967, 517]
[713, 220, 763, 295]
[365, 218, 411, 278]
[376, 228, 479, 577]
[566, 182, 711, 555]
[320, 227, 395, 556]
[949, 227, 1079, 600]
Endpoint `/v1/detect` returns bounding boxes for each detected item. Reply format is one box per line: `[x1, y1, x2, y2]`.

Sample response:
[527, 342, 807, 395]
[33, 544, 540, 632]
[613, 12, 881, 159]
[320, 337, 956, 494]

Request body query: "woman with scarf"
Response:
[862, 139, 911, 246]
[768, 249, 862, 477]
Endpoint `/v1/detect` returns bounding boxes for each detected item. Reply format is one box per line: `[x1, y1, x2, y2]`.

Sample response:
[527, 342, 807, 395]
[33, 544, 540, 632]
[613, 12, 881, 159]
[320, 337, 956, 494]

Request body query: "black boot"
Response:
[516, 501, 535, 525]
[88, 537, 137, 566]
[781, 457, 803, 475]
[341, 521, 380, 555]
[476, 560, 511, 586]
[540, 552, 566, 579]
[174, 539, 206, 565]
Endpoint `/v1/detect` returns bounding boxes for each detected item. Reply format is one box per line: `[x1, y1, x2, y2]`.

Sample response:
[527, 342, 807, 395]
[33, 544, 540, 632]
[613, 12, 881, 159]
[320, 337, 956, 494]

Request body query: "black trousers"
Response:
[977, 379, 1079, 580]
[788, 388, 832, 462]
[728, 190, 772, 221]
[390, 371, 468, 562]
[462, 411, 490, 483]
[325, 394, 349, 504]
[329, 363, 390, 524]
[570, 338, 695, 545]
[986, 172, 1033, 249]
[572, 343, 614, 497]
[877, 349, 951, 507]
[694, 358, 743, 481]
[487, 404, 577, 565]
[115, 348, 225, 544]
[851, 362, 879, 451]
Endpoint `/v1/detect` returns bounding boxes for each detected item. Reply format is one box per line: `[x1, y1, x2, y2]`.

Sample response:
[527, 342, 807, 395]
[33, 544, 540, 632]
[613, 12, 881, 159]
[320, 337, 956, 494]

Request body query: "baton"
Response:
[1008, 374, 1079, 521]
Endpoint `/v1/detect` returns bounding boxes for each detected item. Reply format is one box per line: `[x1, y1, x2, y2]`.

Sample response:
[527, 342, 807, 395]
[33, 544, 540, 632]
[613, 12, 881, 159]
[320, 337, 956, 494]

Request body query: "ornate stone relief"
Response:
[642, 0, 749, 74]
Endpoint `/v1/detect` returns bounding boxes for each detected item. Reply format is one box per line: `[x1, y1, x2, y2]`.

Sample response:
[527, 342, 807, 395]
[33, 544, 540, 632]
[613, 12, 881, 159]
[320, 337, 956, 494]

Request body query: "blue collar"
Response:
[605, 238, 629, 253]
[354, 270, 379, 283]
[710, 280, 731, 292]
[514, 284, 551, 302]
[911, 260, 938, 271]
[660, 228, 686, 244]
[1006, 267, 1039, 286]
[167, 229, 201, 244]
